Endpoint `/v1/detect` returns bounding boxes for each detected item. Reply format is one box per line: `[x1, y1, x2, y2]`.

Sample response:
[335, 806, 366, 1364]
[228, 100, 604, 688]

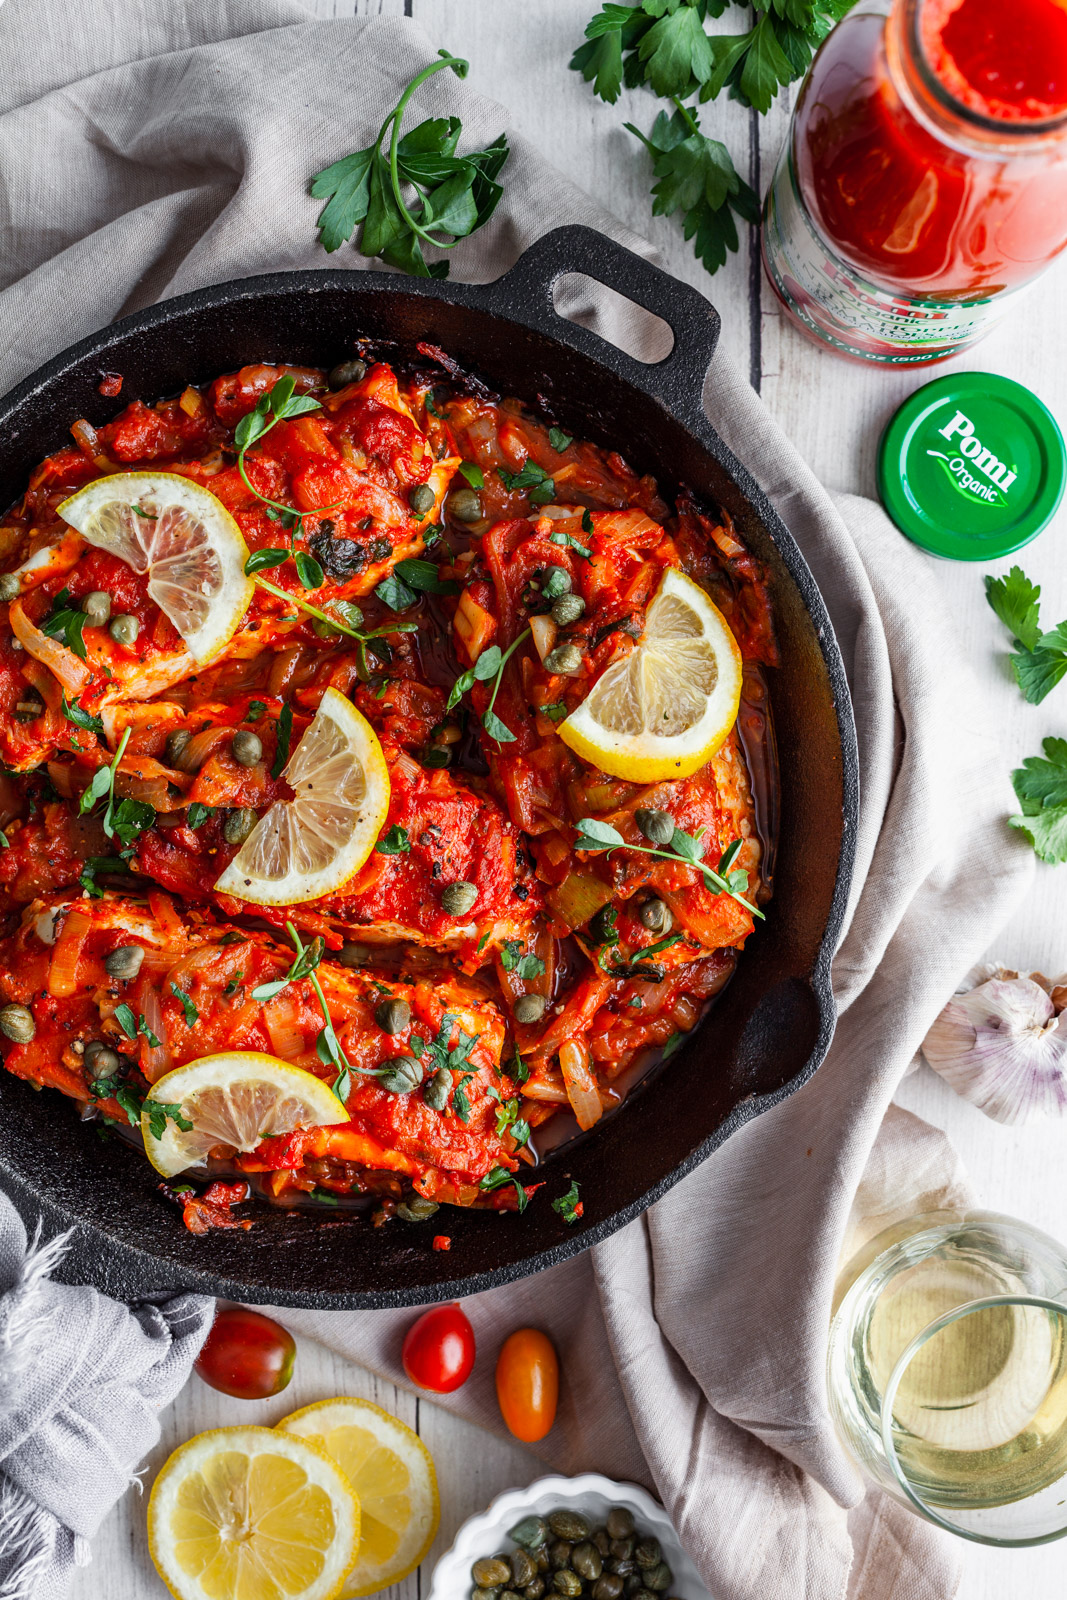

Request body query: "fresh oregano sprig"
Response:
[573, 815, 764, 919]
[447, 628, 531, 745]
[310, 51, 510, 277]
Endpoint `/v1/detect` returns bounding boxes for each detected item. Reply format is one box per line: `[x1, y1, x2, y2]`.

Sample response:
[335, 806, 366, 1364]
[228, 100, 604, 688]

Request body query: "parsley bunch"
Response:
[986, 567, 1067, 705]
[311, 50, 509, 277]
[572, 0, 856, 276]
[1011, 738, 1067, 864]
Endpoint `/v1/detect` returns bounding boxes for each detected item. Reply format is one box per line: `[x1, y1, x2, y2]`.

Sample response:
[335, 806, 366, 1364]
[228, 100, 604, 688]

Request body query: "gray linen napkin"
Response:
[0, 2, 1036, 1597]
[0, 1196, 211, 1600]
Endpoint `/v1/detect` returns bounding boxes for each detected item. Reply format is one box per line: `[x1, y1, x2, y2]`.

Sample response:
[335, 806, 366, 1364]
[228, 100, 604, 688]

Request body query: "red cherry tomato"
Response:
[402, 1302, 476, 1394]
[496, 1328, 559, 1442]
[193, 1307, 296, 1400]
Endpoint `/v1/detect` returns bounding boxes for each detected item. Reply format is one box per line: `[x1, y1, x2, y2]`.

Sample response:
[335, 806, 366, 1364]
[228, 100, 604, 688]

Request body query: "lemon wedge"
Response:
[57, 472, 254, 664]
[559, 566, 743, 781]
[141, 1051, 349, 1178]
[148, 1425, 359, 1600]
[277, 1400, 439, 1597]
[213, 687, 389, 907]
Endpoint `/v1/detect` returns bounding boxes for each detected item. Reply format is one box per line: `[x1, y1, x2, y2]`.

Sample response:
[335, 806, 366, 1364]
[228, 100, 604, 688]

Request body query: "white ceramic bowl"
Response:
[427, 1473, 714, 1600]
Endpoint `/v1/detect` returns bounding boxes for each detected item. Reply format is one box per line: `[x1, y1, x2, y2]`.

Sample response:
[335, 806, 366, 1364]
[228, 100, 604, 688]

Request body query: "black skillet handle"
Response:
[488, 225, 720, 428]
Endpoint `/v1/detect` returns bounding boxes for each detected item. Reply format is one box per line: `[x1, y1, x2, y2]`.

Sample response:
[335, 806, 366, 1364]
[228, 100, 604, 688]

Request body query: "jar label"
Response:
[764, 152, 1028, 363]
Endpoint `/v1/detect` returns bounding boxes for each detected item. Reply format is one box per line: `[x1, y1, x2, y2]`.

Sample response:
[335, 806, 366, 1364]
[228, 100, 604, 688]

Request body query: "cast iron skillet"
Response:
[0, 226, 858, 1307]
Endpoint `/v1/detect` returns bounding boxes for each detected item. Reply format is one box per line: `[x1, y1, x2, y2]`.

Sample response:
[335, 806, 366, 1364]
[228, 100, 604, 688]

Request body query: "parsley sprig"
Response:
[481, 1164, 530, 1211]
[310, 51, 510, 276]
[573, 816, 763, 919]
[447, 627, 531, 745]
[986, 567, 1067, 705]
[572, 0, 856, 277]
[1010, 737, 1067, 864]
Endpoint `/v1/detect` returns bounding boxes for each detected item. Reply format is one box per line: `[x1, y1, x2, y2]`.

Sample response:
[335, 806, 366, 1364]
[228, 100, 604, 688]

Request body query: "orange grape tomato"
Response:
[495, 1327, 559, 1442]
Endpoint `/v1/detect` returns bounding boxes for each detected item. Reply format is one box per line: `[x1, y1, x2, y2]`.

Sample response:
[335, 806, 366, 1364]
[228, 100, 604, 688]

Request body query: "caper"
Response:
[423, 1065, 453, 1111]
[552, 1574, 582, 1599]
[109, 614, 140, 647]
[593, 1531, 611, 1558]
[514, 993, 547, 1025]
[509, 1517, 549, 1552]
[548, 1542, 573, 1570]
[609, 1560, 636, 1578]
[635, 809, 674, 847]
[525, 1583, 546, 1600]
[0, 573, 20, 602]
[638, 897, 671, 934]
[589, 905, 616, 944]
[593, 1579, 624, 1600]
[223, 807, 258, 845]
[231, 729, 263, 767]
[440, 880, 478, 917]
[472, 1560, 512, 1589]
[643, 1566, 671, 1593]
[543, 644, 583, 677]
[471, 1589, 499, 1600]
[337, 941, 371, 967]
[609, 1539, 634, 1561]
[630, 1589, 657, 1600]
[633, 1541, 661, 1570]
[536, 1554, 551, 1574]
[377, 1055, 422, 1095]
[328, 358, 367, 389]
[13, 687, 44, 724]
[165, 729, 193, 767]
[409, 482, 436, 516]
[83, 591, 111, 628]
[375, 996, 411, 1035]
[395, 1196, 439, 1222]
[0, 1004, 35, 1044]
[84, 1040, 120, 1078]
[448, 487, 482, 523]
[510, 1550, 537, 1588]
[500, 1591, 524, 1600]
[572, 1544, 603, 1582]
[551, 593, 586, 627]
[104, 945, 144, 981]
[550, 1512, 592, 1541]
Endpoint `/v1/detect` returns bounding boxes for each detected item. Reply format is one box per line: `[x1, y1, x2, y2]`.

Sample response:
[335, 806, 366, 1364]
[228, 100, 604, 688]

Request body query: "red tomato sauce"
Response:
[0, 355, 778, 1233]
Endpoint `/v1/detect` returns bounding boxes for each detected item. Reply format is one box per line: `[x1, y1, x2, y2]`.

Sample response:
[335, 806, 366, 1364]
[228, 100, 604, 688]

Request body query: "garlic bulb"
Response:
[922, 973, 1067, 1124]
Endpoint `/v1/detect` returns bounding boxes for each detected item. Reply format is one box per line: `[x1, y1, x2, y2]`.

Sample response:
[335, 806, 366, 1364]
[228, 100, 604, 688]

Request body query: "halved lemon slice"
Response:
[277, 1400, 439, 1598]
[559, 566, 743, 781]
[141, 1051, 349, 1178]
[57, 471, 254, 663]
[213, 687, 389, 906]
[148, 1425, 359, 1600]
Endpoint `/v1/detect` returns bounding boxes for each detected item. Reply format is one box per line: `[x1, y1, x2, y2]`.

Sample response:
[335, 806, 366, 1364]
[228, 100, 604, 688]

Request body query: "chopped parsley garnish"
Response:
[550, 526, 592, 560]
[169, 982, 199, 1027]
[499, 940, 546, 980]
[143, 1100, 194, 1142]
[499, 461, 556, 505]
[186, 802, 215, 830]
[62, 694, 103, 735]
[481, 1164, 529, 1211]
[549, 428, 573, 453]
[113, 1004, 161, 1048]
[223, 972, 244, 997]
[41, 589, 89, 660]
[539, 701, 569, 722]
[457, 461, 485, 488]
[376, 823, 411, 855]
[247, 700, 267, 721]
[552, 1180, 583, 1225]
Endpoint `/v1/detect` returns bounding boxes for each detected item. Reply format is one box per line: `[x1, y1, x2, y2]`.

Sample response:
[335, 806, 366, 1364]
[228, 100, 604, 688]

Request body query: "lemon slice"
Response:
[277, 1400, 439, 1597]
[213, 687, 389, 907]
[148, 1425, 359, 1600]
[559, 566, 743, 781]
[57, 471, 254, 663]
[141, 1051, 349, 1178]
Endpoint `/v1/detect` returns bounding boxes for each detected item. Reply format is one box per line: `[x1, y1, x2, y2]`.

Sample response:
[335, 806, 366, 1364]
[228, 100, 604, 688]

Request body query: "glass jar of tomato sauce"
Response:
[762, 0, 1067, 364]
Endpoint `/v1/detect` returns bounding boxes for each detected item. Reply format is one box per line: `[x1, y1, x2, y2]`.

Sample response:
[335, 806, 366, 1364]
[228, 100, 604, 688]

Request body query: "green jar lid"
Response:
[877, 372, 1066, 561]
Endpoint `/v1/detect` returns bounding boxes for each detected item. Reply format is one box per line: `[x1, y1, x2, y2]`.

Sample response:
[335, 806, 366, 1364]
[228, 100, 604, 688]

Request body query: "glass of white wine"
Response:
[827, 1211, 1067, 1545]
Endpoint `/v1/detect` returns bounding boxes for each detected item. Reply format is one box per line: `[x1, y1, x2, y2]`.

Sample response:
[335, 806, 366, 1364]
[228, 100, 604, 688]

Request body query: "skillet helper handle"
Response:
[490, 225, 721, 427]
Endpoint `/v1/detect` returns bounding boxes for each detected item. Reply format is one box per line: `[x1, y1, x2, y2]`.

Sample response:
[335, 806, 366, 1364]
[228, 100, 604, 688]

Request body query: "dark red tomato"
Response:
[194, 1307, 296, 1399]
[402, 1303, 476, 1394]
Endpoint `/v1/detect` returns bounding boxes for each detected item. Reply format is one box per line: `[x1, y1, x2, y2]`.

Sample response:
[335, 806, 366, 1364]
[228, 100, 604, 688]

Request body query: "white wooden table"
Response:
[72, 3, 1067, 1597]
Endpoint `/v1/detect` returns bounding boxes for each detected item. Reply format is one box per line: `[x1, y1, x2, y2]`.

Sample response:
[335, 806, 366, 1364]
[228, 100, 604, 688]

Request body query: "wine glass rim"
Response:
[880, 1293, 1067, 1548]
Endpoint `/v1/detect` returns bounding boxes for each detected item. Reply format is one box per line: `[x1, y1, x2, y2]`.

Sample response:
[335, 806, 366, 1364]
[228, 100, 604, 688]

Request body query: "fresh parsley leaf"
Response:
[1014, 635, 1067, 706]
[453, 1083, 472, 1123]
[985, 568, 1044, 655]
[223, 972, 244, 997]
[637, 2, 715, 98]
[499, 461, 557, 504]
[481, 1164, 529, 1211]
[310, 53, 510, 277]
[376, 823, 411, 855]
[114, 1085, 145, 1127]
[570, 3, 653, 104]
[247, 699, 267, 722]
[186, 802, 215, 830]
[627, 107, 757, 277]
[511, 1044, 530, 1084]
[549, 527, 593, 560]
[62, 695, 103, 735]
[113, 1003, 138, 1039]
[458, 461, 485, 489]
[552, 1180, 583, 1225]
[1010, 737, 1067, 863]
[271, 702, 293, 778]
[548, 428, 574, 453]
[540, 700, 569, 722]
[108, 797, 155, 847]
[169, 982, 198, 1027]
[500, 940, 547, 980]
[662, 1030, 684, 1058]
[144, 1100, 193, 1142]
[41, 589, 89, 660]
